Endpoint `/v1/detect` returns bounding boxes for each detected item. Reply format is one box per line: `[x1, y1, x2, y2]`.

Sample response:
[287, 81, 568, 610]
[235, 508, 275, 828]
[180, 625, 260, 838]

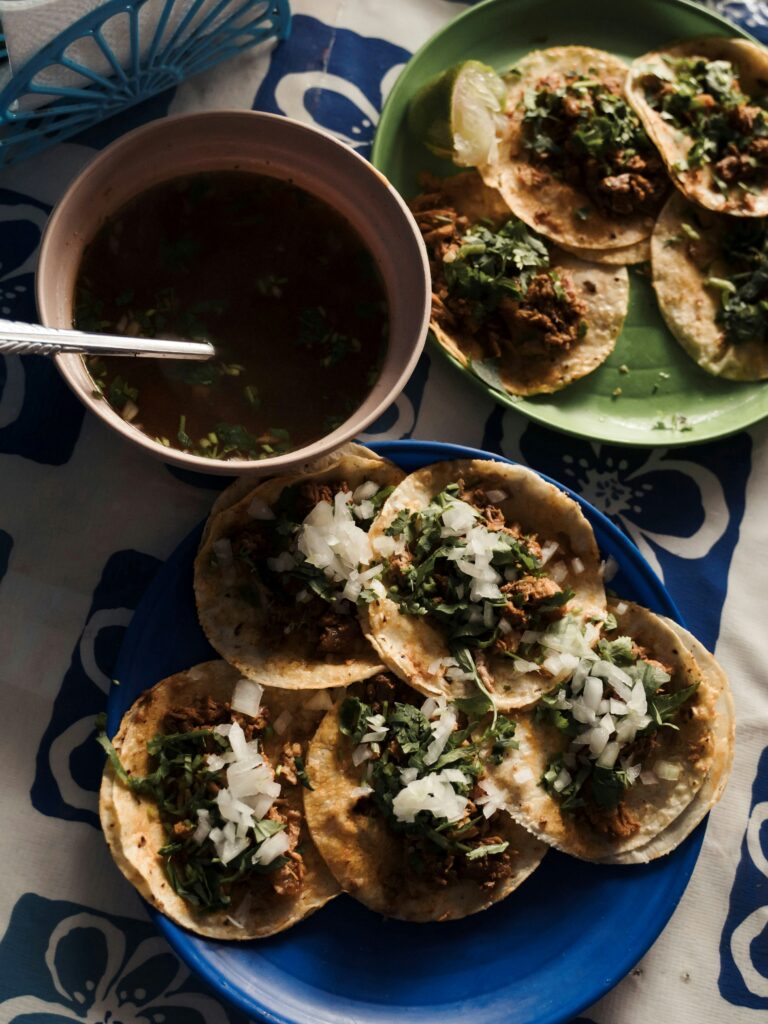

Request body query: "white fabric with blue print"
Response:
[0, 1, 767, 1021]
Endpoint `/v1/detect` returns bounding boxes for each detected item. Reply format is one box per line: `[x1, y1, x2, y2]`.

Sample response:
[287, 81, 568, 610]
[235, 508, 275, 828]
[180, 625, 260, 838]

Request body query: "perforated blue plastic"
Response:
[0, 0, 290, 166]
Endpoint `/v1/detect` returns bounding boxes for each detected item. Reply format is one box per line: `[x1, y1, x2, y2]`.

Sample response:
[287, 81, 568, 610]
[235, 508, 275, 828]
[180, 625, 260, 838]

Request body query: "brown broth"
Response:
[75, 171, 388, 460]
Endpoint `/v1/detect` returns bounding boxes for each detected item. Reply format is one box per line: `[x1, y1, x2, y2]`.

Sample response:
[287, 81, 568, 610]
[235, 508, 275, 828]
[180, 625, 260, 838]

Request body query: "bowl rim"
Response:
[36, 109, 431, 475]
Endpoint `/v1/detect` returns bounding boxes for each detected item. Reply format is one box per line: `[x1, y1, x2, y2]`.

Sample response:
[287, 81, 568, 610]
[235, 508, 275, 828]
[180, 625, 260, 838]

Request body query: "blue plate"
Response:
[108, 440, 703, 1024]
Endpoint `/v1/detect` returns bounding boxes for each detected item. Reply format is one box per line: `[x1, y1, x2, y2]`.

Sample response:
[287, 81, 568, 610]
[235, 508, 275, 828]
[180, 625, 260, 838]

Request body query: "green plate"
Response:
[371, 0, 768, 446]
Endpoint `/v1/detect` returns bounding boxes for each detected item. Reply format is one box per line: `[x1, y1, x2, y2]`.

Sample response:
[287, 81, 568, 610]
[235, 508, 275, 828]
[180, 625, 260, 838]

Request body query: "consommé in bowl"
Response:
[36, 110, 431, 475]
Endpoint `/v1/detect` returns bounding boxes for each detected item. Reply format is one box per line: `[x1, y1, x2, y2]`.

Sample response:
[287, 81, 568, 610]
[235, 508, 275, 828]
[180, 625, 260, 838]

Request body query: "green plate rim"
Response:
[372, 0, 768, 447]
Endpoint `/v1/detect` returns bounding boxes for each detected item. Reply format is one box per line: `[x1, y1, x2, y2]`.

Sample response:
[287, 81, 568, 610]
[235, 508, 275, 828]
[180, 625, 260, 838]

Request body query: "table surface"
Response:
[0, 2, 766, 1023]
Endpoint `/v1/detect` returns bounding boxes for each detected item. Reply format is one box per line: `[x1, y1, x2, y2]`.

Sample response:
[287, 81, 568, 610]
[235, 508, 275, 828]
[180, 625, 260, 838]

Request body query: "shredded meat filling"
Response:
[267, 803, 305, 897]
[499, 272, 587, 351]
[163, 695, 268, 741]
[316, 610, 360, 656]
[297, 479, 349, 517]
[278, 742, 303, 786]
[526, 75, 668, 218]
[225, 477, 363, 659]
[405, 808, 514, 889]
[582, 798, 641, 840]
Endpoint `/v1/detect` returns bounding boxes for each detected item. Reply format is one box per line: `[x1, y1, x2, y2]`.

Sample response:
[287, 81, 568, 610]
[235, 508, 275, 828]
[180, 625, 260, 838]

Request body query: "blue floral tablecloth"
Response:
[0, 2, 767, 1022]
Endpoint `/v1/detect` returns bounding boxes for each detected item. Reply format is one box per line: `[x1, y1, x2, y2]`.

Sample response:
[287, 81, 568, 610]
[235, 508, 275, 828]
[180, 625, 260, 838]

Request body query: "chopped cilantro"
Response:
[642, 55, 768, 189]
[443, 218, 550, 315]
[96, 724, 289, 912]
[340, 692, 512, 864]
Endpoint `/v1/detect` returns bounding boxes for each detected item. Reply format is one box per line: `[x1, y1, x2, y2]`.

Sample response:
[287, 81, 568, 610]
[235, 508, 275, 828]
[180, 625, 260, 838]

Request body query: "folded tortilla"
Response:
[627, 37, 768, 216]
[652, 189, 768, 379]
[487, 601, 721, 861]
[363, 458, 606, 710]
[414, 171, 629, 395]
[303, 684, 547, 921]
[602, 617, 734, 864]
[482, 46, 662, 252]
[195, 449, 404, 689]
[99, 661, 339, 939]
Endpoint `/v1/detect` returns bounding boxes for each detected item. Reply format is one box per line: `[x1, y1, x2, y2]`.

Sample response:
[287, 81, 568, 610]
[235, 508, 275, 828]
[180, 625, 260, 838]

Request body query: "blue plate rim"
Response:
[111, 439, 704, 1024]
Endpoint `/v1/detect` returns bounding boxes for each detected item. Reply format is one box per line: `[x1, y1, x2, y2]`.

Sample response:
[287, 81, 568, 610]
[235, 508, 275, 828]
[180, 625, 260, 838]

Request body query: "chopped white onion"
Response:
[252, 829, 291, 866]
[267, 550, 296, 573]
[391, 770, 468, 824]
[583, 676, 603, 711]
[485, 489, 508, 503]
[247, 496, 275, 521]
[424, 704, 458, 766]
[539, 540, 559, 565]
[192, 809, 212, 845]
[551, 561, 568, 583]
[597, 740, 620, 769]
[354, 480, 379, 501]
[475, 777, 507, 818]
[601, 556, 619, 582]
[231, 679, 263, 719]
[212, 538, 234, 568]
[352, 744, 373, 766]
[227, 720, 249, 760]
[654, 759, 681, 781]
[571, 557, 585, 575]
[349, 784, 374, 799]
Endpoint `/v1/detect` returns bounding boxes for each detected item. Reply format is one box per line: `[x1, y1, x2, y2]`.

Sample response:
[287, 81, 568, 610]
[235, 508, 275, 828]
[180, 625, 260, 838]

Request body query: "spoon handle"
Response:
[0, 319, 214, 360]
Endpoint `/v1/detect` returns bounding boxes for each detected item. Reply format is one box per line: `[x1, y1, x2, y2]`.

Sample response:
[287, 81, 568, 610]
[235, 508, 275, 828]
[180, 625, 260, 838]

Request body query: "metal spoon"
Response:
[0, 318, 214, 360]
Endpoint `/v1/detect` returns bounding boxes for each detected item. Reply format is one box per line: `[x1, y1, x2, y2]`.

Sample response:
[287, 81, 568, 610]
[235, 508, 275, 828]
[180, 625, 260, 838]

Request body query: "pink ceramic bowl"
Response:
[36, 110, 430, 475]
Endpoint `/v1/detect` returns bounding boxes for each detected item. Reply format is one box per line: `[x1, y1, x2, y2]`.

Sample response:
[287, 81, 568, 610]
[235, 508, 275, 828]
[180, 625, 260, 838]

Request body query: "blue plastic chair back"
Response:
[0, 0, 291, 166]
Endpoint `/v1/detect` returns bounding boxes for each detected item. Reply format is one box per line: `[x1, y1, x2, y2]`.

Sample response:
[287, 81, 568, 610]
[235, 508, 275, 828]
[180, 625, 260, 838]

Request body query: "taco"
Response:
[627, 38, 768, 216]
[303, 673, 546, 921]
[202, 442, 384, 539]
[486, 600, 722, 861]
[411, 171, 630, 395]
[605, 617, 734, 864]
[195, 450, 405, 689]
[363, 459, 606, 710]
[481, 46, 668, 253]
[98, 661, 340, 939]
[652, 189, 768, 379]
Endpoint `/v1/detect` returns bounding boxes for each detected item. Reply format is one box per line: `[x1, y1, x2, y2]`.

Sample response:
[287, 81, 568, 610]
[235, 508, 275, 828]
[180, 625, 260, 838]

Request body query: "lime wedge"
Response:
[407, 60, 507, 167]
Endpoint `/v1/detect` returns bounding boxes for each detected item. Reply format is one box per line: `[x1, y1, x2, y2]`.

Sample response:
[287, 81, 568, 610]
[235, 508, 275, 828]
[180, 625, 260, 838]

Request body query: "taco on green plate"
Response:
[304, 672, 546, 921]
[411, 171, 629, 396]
[363, 459, 606, 710]
[195, 449, 404, 689]
[652, 189, 768, 379]
[627, 37, 768, 216]
[481, 46, 668, 255]
[487, 600, 726, 862]
[98, 661, 340, 939]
